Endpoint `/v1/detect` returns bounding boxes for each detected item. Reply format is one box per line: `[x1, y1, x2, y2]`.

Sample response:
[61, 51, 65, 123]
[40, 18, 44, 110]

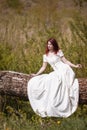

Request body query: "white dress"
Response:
[27, 50, 79, 118]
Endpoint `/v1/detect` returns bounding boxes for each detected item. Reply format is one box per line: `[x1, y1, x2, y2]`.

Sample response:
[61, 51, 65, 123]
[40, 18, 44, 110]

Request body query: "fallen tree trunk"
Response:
[0, 71, 87, 104]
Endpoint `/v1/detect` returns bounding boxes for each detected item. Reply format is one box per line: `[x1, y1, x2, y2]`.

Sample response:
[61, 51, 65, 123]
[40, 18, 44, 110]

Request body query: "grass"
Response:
[0, 17, 87, 77]
[0, 96, 87, 130]
[0, 103, 87, 130]
[0, 0, 87, 130]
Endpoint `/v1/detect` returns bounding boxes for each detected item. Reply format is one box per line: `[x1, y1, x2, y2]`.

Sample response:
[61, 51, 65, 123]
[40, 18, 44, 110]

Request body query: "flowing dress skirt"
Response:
[27, 62, 79, 117]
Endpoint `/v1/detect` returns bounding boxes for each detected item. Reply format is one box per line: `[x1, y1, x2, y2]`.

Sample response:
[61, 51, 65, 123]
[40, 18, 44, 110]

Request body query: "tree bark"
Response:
[0, 71, 87, 104]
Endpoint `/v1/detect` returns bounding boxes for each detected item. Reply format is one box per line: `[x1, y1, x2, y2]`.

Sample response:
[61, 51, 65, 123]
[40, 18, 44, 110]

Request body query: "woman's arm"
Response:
[61, 56, 82, 68]
[31, 62, 47, 77]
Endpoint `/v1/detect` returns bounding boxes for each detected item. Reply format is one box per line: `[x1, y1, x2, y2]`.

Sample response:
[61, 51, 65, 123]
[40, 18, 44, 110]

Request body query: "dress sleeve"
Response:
[57, 50, 64, 57]
[43, 54, 47, 62]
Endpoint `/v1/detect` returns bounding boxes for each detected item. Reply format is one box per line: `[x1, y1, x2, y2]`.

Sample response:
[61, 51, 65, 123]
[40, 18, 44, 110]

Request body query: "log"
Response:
[0, 71, 87, 104]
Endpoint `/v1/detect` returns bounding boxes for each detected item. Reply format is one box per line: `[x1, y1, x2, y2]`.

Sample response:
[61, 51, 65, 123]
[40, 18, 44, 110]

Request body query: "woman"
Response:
[27, 38, 82, 118]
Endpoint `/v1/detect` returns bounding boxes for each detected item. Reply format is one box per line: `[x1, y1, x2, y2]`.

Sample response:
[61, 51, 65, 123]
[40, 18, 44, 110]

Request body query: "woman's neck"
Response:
[47, 51, 56, 56]
[49, 50, 54, 53]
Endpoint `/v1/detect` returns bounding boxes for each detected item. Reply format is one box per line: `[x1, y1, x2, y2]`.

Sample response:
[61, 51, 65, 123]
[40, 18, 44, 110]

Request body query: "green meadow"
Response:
[0, 0, 87, 129]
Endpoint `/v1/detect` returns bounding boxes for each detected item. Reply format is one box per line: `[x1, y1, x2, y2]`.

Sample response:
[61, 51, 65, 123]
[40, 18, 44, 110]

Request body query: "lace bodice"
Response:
[43, 50, 64, 69]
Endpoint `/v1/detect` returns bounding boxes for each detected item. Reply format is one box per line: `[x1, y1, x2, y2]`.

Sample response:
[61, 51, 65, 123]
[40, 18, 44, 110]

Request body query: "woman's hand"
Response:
[30, 73, 38, 78]
[75, 64, 82, 68]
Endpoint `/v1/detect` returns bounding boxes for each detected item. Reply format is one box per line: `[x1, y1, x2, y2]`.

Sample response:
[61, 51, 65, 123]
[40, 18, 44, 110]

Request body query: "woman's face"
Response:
[47, 41, 54, 51]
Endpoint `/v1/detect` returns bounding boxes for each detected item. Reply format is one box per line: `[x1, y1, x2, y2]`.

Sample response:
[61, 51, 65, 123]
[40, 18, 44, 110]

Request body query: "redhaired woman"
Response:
[27, 38, 82, 118]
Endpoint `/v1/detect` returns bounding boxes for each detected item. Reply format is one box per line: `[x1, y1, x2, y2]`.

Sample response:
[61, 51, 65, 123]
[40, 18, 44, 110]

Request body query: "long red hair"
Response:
[45, 38, 60, 54]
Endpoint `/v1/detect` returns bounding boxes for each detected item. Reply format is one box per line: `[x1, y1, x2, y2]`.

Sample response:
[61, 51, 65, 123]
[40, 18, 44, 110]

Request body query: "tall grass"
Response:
[0, 15, 87, 77]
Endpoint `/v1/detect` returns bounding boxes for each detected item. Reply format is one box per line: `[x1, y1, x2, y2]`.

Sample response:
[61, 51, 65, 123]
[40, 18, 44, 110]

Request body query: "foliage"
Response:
[0, 96, 87, 130]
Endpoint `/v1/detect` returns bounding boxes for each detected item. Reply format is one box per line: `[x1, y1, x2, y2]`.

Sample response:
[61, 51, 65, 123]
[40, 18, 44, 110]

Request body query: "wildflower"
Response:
[57, 120, 61, 125]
